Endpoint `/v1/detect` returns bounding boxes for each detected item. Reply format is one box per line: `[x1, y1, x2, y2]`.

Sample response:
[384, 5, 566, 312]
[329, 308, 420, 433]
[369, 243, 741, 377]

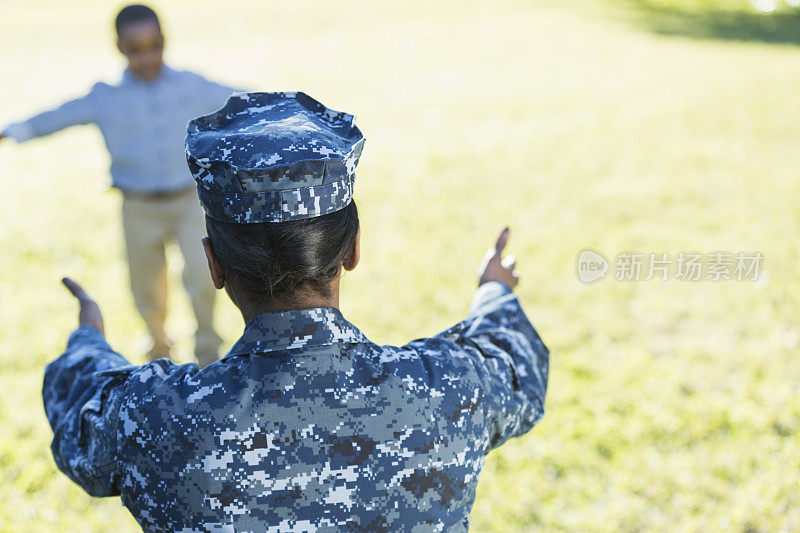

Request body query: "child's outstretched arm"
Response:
[186, 71, 244, 112]
[3, 89, 97, 143]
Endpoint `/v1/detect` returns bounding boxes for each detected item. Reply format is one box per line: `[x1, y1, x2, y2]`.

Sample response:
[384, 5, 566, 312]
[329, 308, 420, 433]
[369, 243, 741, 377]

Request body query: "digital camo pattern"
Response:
[43, 282, 549, 532]
[185, 92, 365, 223]
[195, 173, 355, 224]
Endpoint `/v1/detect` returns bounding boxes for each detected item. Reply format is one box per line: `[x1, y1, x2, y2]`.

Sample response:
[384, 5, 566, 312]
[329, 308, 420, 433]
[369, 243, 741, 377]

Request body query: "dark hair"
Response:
[206, 201, 360, 300]
[115, 4, 160, 37]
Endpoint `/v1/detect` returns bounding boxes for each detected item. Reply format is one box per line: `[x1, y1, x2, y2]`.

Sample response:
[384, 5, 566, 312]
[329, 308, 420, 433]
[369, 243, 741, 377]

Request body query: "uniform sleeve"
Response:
[4, 86, 97, 142]
[42, 325, 134, 497]
[442, 281, 549, 453]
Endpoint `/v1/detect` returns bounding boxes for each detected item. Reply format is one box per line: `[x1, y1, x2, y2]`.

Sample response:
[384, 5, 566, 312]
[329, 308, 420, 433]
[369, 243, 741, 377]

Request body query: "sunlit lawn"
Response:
[1, 0, 798, 531]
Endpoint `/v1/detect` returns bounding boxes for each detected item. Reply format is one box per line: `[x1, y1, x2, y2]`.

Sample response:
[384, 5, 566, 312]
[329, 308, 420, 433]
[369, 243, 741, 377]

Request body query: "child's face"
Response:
[117, 21, 164, 81]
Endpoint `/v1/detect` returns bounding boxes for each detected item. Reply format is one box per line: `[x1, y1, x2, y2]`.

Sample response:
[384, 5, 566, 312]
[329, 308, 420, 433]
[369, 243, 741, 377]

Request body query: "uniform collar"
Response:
[223, 307, 369, 359]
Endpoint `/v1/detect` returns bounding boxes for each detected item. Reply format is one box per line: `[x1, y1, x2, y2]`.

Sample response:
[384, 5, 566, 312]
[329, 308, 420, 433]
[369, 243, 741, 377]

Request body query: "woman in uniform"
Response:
[45, 92, 549, 532]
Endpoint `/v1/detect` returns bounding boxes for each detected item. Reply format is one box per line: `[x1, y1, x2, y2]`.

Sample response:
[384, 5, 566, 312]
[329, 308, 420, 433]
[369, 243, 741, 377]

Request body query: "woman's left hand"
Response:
[61, 277, 105, 337]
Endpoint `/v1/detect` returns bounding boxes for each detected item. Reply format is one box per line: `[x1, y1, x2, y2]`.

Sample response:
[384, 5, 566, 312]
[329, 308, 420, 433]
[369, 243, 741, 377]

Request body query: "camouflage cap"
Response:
[185, 91, 365, 223]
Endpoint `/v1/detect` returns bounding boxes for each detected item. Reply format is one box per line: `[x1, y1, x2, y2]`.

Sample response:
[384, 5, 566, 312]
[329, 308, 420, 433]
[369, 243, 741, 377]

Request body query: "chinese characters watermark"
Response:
[576, 250, 763, 284]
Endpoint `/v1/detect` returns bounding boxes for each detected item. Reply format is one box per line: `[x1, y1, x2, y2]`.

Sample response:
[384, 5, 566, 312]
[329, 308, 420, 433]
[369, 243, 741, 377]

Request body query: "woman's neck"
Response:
[236, 284, 340, 324]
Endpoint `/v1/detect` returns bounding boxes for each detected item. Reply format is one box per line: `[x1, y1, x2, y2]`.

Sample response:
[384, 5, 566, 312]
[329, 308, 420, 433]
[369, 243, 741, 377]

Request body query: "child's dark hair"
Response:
[205, 201, 359, 300]
[115, 4, 160, 37]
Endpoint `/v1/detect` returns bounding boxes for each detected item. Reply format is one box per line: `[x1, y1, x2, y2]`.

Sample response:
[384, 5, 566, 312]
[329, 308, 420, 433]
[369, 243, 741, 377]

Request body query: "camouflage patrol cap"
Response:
[185, 91, 365, 223]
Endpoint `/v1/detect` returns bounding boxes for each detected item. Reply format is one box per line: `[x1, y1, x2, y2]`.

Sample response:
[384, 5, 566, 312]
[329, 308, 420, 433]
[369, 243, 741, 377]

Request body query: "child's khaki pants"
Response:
[121, 187, 221, 367]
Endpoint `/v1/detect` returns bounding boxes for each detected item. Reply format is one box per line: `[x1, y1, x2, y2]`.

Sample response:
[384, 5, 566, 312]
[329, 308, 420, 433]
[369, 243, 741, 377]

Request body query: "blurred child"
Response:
[1, 4, 239, 366]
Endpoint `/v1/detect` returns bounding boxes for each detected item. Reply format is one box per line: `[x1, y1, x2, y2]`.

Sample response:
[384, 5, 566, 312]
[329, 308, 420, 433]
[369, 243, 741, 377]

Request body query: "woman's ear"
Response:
[343, 227, 360, 271]
[202, 237, 226, 289]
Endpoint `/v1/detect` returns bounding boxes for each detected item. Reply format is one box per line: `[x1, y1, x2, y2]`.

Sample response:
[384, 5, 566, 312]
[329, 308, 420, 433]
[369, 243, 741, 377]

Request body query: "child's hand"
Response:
[478, 227, 520, 290]
[61, 278, 105, 336]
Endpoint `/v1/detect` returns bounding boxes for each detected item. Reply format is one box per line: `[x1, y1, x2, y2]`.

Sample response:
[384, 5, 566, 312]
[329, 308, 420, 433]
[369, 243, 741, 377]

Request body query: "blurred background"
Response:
[1, 0, 798, 531]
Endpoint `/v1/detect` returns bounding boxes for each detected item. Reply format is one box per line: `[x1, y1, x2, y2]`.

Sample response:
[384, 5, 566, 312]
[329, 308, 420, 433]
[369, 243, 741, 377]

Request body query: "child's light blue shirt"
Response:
[4, 65, 237, 193]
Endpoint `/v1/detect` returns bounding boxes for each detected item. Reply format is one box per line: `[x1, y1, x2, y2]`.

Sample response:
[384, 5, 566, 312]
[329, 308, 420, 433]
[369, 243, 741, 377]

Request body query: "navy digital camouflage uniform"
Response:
[43, 92, 550, 532]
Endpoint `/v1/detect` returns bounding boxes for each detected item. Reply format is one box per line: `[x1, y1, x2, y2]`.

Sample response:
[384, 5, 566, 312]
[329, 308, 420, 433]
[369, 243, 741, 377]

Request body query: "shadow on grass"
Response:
[613, 0, 800, 46]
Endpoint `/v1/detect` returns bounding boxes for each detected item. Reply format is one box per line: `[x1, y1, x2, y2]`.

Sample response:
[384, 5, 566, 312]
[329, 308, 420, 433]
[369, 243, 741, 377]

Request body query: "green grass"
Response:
[1, 0, 799, 531]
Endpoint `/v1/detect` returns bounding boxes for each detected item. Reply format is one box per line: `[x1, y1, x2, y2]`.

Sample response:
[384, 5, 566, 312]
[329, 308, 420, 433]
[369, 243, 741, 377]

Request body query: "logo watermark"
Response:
[576, 250, 763, 284]
[576, 249, 609, 284]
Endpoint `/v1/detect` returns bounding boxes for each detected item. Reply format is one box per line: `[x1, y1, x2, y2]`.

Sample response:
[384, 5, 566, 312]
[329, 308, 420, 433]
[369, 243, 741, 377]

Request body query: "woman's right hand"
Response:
[478, 227, 519, 290]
